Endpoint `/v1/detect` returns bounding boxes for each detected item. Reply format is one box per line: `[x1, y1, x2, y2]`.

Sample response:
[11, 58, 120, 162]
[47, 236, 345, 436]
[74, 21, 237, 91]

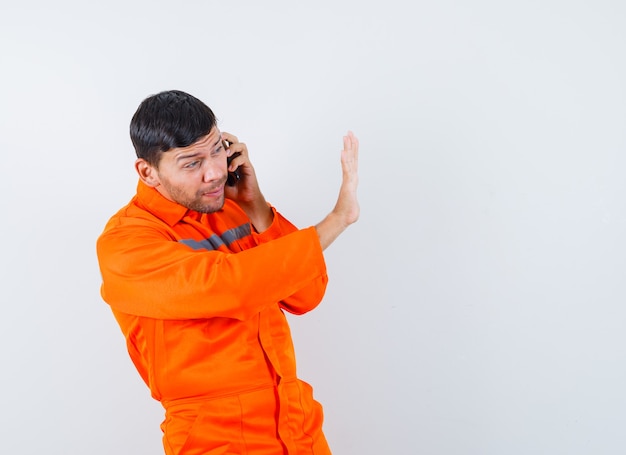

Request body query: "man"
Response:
[96, 90, 359, 455]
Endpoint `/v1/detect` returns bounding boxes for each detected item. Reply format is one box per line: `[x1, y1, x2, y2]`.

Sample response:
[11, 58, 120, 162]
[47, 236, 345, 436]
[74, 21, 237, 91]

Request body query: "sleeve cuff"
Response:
[252, 205, 299, 243]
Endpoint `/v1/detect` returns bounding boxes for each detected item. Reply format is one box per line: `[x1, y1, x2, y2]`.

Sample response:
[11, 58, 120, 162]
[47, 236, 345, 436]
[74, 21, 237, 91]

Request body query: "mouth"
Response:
[199, 177, 228, 197]
[201, 186, 224, 197]
[200, 181, 224, 195]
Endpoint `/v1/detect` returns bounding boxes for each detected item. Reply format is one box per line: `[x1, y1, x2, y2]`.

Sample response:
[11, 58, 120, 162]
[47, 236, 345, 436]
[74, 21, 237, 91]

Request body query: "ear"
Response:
[135, 159, 160, 187]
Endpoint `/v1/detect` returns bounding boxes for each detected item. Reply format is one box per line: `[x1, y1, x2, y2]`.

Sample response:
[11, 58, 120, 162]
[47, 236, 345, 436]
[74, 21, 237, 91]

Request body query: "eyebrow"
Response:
[175, 152, 201, 162]
[174, 136, 223, 162]
[202, 134, 223, 151]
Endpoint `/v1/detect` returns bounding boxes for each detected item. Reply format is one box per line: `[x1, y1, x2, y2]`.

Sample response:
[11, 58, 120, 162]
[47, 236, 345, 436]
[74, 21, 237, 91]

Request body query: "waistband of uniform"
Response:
[160, 378, 299, 410]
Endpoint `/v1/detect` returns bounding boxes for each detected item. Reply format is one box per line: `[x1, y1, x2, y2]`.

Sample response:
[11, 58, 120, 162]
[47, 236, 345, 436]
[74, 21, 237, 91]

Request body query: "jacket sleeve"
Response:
[97, 216, 327, 321]
[251, 210, 328, 315]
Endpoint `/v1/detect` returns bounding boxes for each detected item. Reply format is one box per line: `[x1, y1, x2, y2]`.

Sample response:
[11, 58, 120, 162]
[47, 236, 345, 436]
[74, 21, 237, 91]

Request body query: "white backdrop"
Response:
[1, 1, 625, 454]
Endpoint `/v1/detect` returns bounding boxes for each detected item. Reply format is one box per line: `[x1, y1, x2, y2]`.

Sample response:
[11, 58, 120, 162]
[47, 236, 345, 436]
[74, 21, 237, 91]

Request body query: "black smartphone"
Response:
[224, 140, 241, 186]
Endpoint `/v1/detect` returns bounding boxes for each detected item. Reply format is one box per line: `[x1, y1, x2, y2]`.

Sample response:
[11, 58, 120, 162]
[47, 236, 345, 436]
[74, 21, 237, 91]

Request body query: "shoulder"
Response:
[98, 197, 178, 248]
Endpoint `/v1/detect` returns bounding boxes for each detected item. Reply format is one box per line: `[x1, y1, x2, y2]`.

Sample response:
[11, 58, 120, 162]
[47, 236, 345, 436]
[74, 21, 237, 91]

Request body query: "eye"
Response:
[183, 160, 200, 169]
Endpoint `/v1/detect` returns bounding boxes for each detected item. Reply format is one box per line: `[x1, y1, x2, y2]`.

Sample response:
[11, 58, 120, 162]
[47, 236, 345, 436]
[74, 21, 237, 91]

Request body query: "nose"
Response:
[201, 160, 225, 183]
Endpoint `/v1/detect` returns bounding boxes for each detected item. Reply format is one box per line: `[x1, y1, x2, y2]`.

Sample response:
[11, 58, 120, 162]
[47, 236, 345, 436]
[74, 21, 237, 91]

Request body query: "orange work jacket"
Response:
[96, 181, 332, 455]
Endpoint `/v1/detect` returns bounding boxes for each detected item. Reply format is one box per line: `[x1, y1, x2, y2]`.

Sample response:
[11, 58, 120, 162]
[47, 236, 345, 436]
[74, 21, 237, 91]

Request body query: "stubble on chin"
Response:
[163, 183, 226, 214]
[188, 194, 226, 214]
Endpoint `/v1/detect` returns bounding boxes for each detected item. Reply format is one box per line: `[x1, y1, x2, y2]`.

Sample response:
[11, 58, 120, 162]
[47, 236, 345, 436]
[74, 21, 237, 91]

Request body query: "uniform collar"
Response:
[136, 180, 191, 226]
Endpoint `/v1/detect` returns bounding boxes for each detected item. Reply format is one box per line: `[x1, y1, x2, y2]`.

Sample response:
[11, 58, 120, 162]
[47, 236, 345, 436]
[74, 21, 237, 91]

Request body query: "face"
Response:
[137, 126, 229, 213]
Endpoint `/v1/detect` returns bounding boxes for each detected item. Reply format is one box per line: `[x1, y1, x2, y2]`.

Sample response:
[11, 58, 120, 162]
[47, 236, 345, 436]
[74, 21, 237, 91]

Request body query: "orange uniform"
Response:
[97, 181, 332, 454]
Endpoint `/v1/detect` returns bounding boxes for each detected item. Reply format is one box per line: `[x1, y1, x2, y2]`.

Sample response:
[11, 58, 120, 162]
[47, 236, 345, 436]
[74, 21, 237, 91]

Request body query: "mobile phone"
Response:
[224, 140, 241, 186]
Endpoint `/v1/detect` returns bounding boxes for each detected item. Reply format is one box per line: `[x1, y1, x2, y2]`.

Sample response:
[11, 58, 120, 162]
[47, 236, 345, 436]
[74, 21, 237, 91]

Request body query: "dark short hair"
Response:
[130, 90, 217, 167]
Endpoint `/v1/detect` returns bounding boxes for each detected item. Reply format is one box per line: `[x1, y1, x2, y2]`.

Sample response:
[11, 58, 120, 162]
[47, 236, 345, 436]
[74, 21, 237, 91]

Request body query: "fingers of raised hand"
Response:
[343, 130, 359, 155]
[341, 131, 359, 173]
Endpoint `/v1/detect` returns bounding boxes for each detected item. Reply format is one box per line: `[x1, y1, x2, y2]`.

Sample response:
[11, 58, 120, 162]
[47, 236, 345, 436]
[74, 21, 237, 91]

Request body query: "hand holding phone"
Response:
[223, 140, 241, 186]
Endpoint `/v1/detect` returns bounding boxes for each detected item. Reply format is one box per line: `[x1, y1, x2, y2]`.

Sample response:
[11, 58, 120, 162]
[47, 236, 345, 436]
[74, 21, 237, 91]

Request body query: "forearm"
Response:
[315, 212, 352, 251]
[237, 197, 274, 233]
